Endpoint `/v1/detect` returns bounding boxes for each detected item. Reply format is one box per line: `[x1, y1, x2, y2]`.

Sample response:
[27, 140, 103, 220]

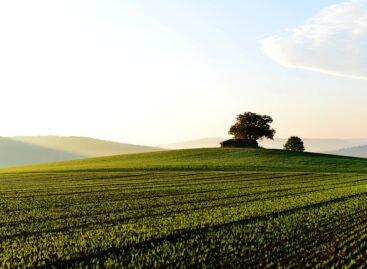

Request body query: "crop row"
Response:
[0, 171, 366, 267]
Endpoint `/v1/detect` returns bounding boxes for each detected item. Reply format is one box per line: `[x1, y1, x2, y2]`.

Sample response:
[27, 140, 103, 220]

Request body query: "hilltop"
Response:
[3, 147, 367, 173]
[161, 137, 367, 152]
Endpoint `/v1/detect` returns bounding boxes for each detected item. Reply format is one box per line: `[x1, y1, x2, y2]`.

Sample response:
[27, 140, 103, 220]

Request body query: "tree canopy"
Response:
[284, 136, 305, 152]
[229, 112, 275, 142]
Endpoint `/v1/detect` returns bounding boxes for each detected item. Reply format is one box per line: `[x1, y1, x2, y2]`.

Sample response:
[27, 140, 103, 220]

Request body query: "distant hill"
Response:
[0, 137, 84, 167]
[0, 136, 162, 167]
[161, 137, 367, 153]
[12, 136, 162, 156]
[3, 148, 367, 174]
[262, 138, 367, 152]
[328, 145, 367, 158]
[3, 135, 367, 168]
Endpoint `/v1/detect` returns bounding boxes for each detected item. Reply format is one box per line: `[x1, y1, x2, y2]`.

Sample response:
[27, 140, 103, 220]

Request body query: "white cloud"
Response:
[261, 0, 367, 80]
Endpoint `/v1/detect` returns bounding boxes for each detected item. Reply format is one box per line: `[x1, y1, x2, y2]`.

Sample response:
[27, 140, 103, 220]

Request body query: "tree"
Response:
[228, 112, 275, 142]
[284, 136, 305, 152]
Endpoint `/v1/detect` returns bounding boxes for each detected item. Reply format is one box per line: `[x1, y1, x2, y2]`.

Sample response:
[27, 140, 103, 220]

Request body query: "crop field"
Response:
[1, 166, 367, 268]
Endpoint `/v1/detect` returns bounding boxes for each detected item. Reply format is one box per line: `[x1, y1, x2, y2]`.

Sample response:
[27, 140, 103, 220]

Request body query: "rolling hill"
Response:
[2, 147, 367, 267]
[0, 137, 84, 167]
[3, 147, 367, 173]
[11, 136, 162, 156]
[0, 136, 162, 167]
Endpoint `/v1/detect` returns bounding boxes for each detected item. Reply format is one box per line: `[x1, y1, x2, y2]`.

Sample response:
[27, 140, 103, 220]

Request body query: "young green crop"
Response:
[1, 170, 367, 268]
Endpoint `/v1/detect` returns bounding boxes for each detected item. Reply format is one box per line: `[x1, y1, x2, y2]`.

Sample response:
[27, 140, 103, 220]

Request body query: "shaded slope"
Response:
[11, 136, 163, 156]
[0, 137, 84, 167]
[3, 148, 367, 173]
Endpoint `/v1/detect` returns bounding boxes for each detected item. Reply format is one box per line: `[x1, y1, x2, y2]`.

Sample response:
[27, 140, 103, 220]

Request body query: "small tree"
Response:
[229, 112, 275, 142]
[284, 136, 305, 152]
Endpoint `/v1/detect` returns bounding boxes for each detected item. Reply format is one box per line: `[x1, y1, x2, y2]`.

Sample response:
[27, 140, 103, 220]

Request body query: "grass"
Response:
[1, 148, 367, 268]
[2, 148, 367, 173]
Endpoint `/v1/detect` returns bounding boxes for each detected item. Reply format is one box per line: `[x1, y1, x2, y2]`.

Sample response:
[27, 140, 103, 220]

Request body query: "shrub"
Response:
[284, 136, 305, 152]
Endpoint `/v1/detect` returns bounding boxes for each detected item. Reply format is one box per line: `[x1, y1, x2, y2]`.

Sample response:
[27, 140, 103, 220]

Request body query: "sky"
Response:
[1, 0, 367, 145]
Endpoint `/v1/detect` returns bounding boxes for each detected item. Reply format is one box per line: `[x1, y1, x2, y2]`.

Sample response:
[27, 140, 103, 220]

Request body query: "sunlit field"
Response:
[1, 149, 367, 268]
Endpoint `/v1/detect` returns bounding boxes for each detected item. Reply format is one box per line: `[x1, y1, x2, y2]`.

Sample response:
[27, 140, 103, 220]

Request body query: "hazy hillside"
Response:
[11, 136, 162, 156]
[4, 148, 367, 174]
[328, 145, 367, 158]
[0, 137, 84, 167]
[0, 136, 162, 167]
[162, 137, 367, 152]
[2, 135, 367, 168]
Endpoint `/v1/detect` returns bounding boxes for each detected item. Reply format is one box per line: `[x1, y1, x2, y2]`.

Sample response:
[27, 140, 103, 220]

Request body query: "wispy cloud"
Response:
[261, 0, 367, 80]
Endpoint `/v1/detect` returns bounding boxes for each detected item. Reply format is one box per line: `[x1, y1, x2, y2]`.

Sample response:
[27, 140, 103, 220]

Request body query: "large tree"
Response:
[229, 112, 275, 142]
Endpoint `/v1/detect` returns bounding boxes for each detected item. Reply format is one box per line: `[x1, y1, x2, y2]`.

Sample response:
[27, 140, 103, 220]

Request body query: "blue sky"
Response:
[1, 0, 366, 145]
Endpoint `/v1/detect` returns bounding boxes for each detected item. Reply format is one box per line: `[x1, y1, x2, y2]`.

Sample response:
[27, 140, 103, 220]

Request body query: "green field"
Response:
[1, 148, 367, 268]
[3, 148, 367, 173]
